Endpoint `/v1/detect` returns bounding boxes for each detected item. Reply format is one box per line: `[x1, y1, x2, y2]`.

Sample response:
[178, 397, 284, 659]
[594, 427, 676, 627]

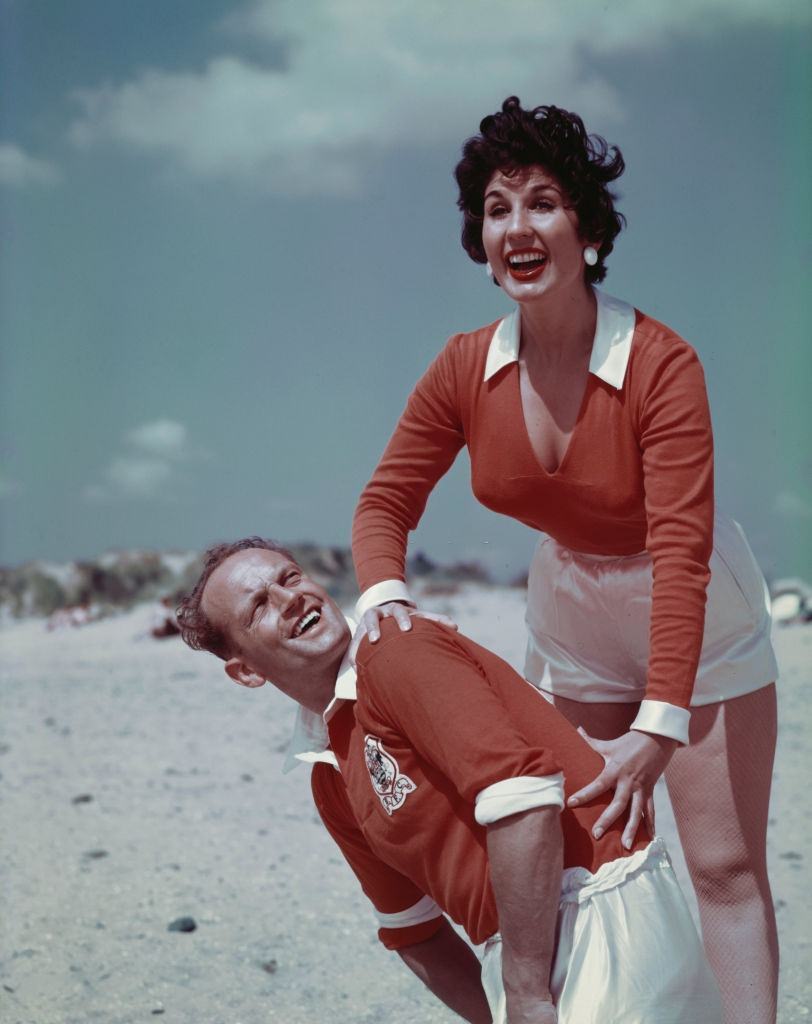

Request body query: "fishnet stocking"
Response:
[665, 684, 778, 1024]
[552, 685, 778, 1024]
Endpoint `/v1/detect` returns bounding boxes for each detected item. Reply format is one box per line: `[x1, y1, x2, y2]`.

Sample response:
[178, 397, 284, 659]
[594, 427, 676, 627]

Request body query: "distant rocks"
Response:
[167, 916, 197, 933]
[0, 549, 203, 620]
[71, 793, 94, 805]
[0, 544, 495, 620]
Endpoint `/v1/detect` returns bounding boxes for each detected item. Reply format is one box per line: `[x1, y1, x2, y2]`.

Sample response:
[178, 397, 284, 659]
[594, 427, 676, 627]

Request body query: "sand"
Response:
[1, 587, 809, 1023]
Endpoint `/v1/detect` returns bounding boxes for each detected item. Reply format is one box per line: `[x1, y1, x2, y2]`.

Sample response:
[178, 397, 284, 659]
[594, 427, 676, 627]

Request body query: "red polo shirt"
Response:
[311, 619, 646, 949]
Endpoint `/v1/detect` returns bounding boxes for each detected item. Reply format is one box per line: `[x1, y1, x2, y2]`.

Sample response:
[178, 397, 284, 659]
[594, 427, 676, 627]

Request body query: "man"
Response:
[178, 537, 720, 1024]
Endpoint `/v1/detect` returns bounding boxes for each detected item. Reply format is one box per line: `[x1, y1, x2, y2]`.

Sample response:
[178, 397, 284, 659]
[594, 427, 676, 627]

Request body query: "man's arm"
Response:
[487, 806, 563, 1024]
[396, 917, 492, 1024]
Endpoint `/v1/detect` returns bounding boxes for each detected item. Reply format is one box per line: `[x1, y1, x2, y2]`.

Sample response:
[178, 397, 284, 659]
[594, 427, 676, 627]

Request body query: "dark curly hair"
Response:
[455, 97, 625, 285]
[177, 536, 295, 660]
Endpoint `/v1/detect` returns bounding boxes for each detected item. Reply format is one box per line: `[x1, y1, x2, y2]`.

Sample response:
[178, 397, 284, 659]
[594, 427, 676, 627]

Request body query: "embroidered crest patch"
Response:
[363, 735, 416, 816]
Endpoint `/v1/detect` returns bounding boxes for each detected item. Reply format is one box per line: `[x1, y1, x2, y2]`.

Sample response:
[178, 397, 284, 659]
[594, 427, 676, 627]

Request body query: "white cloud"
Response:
[84, 418, 192, 501]
[0, 143, 60, 187]
[126, 418, 188, 459]
[774, 489, 812, 521]
[67, 0, 808, 196]
[0, 475, 23, 498]
[106, 456, 173, 497]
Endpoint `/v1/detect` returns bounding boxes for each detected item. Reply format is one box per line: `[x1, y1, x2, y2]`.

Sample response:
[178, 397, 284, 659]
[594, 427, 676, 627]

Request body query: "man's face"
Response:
[201, 548, 350, 700]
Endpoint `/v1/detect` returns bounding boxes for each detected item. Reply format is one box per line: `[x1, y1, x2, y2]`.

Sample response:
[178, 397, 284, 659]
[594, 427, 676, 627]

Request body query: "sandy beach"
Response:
[2, 586, 809, 1024]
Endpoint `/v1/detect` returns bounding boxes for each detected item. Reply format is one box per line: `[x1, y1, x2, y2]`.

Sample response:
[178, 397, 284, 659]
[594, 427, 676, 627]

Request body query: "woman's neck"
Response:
[518, 281, 598, 366]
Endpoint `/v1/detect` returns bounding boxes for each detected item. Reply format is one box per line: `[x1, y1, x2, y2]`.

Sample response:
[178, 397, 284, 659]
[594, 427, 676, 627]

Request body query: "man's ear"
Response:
[225, 658, 266, 689]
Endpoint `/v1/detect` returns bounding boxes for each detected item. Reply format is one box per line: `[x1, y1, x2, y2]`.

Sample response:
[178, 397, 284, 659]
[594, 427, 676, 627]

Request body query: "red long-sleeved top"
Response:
[352, 295, 714, 712]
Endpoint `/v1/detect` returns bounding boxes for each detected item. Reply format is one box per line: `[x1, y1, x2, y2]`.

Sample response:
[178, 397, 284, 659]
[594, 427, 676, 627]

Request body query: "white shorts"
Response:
[480, 838, 722, 1024]
[524, 513, 778, 706]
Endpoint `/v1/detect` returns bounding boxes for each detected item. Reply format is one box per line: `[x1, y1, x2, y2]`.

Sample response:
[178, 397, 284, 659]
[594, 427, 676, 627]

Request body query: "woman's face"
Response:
[481, 165, 594, 304]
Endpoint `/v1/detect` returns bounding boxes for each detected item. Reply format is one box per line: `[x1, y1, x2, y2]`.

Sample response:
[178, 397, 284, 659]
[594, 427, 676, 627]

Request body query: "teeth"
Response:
[508, 252, 546, 266]
[294, 610, 320, 637]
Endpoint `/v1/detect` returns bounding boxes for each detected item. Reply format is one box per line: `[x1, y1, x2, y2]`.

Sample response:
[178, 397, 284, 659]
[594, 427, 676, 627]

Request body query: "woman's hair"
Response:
[454, 97, 626, 284]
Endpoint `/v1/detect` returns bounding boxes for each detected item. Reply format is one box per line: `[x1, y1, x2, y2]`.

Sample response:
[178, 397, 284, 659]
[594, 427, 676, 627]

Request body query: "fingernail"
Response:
[623, 838, 631, 850]
[593, 827, 603, 840]
[568, 798, 579, 807]
[370, 631, 379, 642]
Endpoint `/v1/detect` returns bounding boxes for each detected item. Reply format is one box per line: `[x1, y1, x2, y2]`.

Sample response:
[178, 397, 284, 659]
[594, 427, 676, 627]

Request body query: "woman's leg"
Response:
[551, 686, 779, 1024]
[550, 694, 638, 738]
[665, 684, 778, 1024]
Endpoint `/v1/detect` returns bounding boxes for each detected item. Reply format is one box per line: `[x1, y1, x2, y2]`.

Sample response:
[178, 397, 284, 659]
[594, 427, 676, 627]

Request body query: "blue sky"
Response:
[1, 0, 810, 582]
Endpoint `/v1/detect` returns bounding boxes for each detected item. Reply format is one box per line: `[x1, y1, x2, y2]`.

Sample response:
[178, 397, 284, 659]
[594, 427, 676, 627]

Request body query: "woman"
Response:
[351, 97, 778, 1024]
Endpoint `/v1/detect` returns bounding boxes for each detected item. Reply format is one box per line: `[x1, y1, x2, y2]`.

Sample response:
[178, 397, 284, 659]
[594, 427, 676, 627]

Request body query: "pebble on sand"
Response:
[167, 916, 197, 933]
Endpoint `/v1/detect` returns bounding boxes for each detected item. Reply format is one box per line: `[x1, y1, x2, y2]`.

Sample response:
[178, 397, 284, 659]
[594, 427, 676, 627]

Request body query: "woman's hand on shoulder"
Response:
[567, 729, 679, 849]
[349, 603, 458, 665]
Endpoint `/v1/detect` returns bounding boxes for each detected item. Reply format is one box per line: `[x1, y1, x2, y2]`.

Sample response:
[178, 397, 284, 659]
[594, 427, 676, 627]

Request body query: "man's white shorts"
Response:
[480, 838, 722, 1024]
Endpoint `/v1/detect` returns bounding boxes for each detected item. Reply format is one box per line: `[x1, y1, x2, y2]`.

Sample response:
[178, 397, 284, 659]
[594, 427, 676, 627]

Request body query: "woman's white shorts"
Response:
[480, 838, 722, 1024]
[524, 512, 778, 706]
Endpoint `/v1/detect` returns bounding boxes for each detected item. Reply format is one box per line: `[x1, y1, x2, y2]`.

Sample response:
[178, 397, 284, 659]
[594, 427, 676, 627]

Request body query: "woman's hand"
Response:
[349, 603, 458, 665]
[567, 729, 679, 849]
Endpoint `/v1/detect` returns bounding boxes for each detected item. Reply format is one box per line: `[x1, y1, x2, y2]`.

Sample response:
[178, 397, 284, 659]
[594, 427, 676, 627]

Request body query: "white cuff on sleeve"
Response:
[631, 700, 691, 745]
[374, 893, 443, 928]
[355, 580, 416, 620]
[474, 773, 565, 826]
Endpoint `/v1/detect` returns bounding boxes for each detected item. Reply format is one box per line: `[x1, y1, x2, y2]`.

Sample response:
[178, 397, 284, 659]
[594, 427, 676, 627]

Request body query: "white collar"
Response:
[483, 288, 636, 390]
[282, 616, 357, 773]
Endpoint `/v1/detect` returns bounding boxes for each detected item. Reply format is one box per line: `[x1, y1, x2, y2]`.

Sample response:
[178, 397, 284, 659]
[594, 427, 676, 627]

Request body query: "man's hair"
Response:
[177, 537, 296, 660]
[454, 96, 626, 285]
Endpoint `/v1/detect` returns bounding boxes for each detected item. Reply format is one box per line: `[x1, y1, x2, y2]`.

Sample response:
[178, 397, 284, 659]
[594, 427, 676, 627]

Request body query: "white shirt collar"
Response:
[483, 288, 636, 390]
[282, 616, 357, 773]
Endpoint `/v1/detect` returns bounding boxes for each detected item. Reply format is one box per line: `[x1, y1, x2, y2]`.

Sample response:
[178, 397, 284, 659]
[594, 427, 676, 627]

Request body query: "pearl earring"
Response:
[485, 262, 493, 278]
[583, 246, 598, 267]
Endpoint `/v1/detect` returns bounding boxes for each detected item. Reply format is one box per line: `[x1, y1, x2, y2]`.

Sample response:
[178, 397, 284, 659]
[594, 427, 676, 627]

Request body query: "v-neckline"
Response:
[513, 363, 594, 477]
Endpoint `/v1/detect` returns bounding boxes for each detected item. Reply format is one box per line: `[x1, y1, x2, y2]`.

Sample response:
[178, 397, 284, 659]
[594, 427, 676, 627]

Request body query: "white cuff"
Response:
[374, 893, 443, 928]
[474, 773, 565, 825]
[631, 700, 691, 745]
[355, 580, 416, 619]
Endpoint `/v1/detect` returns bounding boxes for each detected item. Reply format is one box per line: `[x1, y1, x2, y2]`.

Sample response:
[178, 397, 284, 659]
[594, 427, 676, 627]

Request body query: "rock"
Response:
[261, 959, 278, 974]
[167, 916, 197, 933]
[71, 793, 94, 804]
[83, 849, 109, 860]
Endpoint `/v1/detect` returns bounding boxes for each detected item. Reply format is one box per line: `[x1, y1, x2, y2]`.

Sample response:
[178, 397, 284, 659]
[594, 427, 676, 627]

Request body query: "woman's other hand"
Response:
[349, 603, 458, 665]
[567, 729, 679, 849]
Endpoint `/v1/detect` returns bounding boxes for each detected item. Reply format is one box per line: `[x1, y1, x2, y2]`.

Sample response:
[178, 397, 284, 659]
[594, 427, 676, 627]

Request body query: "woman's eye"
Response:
[486, 205, 507, 217]
[533, 199, 554, 211]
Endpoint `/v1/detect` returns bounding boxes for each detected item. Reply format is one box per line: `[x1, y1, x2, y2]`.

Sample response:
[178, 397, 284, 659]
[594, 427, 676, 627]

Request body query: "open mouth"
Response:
[506, 250, 547, 280]
[293, 610, 321, 637]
